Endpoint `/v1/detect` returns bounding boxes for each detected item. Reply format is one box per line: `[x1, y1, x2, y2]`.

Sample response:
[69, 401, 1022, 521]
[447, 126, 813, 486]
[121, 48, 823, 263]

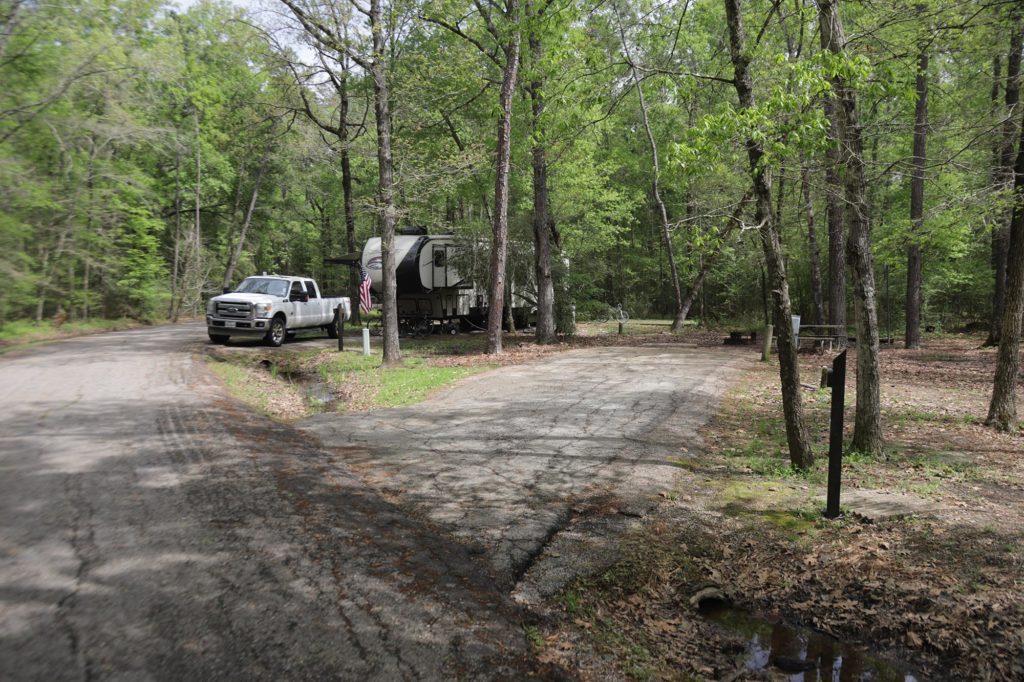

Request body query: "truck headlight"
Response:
[207, 299, 216, 315]
[254, 303, 272, 317]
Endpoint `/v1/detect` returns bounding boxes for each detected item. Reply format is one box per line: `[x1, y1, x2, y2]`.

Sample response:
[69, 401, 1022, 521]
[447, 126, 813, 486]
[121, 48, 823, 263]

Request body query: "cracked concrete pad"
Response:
[298, 345, 750, 593]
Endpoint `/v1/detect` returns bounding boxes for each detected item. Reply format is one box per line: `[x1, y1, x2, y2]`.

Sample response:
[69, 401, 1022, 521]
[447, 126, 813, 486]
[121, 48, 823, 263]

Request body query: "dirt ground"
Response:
[533, 334, 1024, 681]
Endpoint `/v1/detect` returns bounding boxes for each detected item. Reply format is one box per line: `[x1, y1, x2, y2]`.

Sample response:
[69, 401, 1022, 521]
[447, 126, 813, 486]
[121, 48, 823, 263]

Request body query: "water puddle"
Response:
[304, 382, 335, 406]
[701, 603, 918, 681]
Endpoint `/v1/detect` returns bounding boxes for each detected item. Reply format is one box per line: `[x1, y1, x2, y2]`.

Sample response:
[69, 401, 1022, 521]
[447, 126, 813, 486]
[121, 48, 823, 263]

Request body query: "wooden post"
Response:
[761, 324, 773, 362]
[618, 321, 624, 335]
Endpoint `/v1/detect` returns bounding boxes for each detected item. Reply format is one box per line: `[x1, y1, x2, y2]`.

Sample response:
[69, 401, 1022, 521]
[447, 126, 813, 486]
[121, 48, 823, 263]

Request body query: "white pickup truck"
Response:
[206, 275, 351, 346]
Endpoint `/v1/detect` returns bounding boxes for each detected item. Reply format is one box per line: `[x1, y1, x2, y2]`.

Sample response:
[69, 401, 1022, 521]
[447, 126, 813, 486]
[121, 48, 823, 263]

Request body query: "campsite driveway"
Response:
[297, 345, 749, 599]
[0, 324, 747, 680]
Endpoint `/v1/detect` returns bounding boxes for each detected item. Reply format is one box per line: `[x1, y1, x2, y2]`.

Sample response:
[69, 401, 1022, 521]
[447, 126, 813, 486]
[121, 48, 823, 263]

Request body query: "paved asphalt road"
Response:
[0, 323, 747, 680]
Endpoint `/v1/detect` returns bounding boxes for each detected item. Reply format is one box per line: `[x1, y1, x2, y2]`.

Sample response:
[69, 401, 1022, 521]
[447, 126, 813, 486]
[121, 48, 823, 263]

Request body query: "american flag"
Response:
[358, 267, 372, 314]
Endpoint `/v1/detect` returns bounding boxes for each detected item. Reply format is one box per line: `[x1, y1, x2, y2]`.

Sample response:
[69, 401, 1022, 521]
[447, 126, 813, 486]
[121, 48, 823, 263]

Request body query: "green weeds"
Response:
[209, 346, 497, 417]
[0, 318, 145, 351]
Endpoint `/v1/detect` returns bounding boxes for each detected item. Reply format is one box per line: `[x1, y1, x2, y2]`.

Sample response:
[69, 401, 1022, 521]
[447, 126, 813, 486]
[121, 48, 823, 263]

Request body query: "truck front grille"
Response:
[216, 301, 252, 319]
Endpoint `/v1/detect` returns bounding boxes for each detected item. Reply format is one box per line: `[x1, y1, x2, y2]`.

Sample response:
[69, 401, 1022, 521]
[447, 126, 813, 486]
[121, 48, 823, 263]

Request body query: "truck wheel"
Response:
[265, 316, 286, 347]
[326, 313, 339, 339]
[208, 333, 229, 344]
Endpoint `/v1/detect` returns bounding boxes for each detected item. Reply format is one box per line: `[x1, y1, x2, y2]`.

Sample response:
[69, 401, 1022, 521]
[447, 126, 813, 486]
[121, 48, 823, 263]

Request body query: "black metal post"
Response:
[337, 303, 345, 352]
[824, 350, 847, 519]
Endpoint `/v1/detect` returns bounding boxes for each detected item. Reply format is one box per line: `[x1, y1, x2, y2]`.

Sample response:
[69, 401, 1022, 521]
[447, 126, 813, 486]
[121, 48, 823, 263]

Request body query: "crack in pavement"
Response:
[55, 475, 98, 682]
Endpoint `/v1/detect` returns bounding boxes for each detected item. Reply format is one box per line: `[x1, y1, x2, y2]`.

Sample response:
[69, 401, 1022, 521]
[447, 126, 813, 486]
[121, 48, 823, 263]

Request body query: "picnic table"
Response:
[796, 324, 846, 350]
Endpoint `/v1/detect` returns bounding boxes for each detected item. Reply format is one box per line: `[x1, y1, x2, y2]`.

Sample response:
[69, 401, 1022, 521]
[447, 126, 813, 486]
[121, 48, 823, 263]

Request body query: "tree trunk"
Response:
[82, 260, 90, 320]
[987, 56, 1005, 346]
[678, 190, 751, 324]
[505, 276, 517, 335]
[988, 23, 1023, 346]
[339, 69, 360, 325]
[818, 0, 883, 456]
[35, 247, 48, 323]
[529, 20, 556, 345]
[370, 0, 401, 365]
[615, 4, 685, 331]
[824, 100, 847, 347]
[192, 107, 202, 310]
[801, 160, 825, 326]
[987, 106, 1024, 431]
[485, 4, 521, 355]
[169, 146, 182, 321]
[223, 152, 269, 291]
[724, 0, 813, 470]
[905, 46, 928, 349]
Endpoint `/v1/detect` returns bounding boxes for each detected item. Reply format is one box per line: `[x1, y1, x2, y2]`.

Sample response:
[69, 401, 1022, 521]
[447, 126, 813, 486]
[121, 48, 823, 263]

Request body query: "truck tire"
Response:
[265, 316, 286, 347]
[208, 333, 229, 344]
[326, 313, 339, 339]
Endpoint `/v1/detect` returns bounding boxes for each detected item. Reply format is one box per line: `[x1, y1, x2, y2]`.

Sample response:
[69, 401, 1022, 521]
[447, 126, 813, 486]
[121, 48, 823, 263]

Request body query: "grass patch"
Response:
[0, 318, 145, 350]
[577, 318, 676, 336]
[210, 346, 498, 417]
[317, 352, 496, 410]
[375, 360, 489, 407]
[207, 360, 271, 413]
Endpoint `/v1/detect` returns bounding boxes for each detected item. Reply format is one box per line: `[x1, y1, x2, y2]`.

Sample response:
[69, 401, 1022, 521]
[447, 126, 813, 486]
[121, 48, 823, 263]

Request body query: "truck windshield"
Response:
[235, 278, 288, 297]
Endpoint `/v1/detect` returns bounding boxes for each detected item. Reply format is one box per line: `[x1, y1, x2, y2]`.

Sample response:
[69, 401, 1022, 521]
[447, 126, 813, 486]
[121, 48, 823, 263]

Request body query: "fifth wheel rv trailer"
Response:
[361, 232, 476, 325]
[353, 228, 533, 332]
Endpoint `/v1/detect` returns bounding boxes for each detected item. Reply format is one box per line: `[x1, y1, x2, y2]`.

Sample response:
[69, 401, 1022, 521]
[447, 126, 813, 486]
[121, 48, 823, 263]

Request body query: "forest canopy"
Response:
[0, 0, 1019, 338]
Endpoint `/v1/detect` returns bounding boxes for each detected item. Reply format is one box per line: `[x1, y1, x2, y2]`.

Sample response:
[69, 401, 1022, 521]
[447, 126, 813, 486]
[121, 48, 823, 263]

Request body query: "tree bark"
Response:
[339, 69, 360, 325]
[987, 23, 1023, 347]
[370, 0, 401, 364]
[484, 1, 521, 355]
[817, 0, 883, 455]
[169, 146, 182, 321]
[987, 105, 1024, 431]
[615, 4, 686, 331]
[724, 0, 813, 470]
[801, 160, 825, 327]
[223, 152, 269, 291]
[528, 12, 556, 344]
[824, 99, 847, 347]
[987, 56, 1005, 346]
[905, 45, 928, 349]
[678, 190, 751, 324]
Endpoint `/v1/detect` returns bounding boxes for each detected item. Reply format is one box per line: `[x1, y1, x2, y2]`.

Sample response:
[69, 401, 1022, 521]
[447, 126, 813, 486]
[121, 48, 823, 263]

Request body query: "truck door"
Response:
[288, 280, 308, 328]
[304, 279, 327, 323]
